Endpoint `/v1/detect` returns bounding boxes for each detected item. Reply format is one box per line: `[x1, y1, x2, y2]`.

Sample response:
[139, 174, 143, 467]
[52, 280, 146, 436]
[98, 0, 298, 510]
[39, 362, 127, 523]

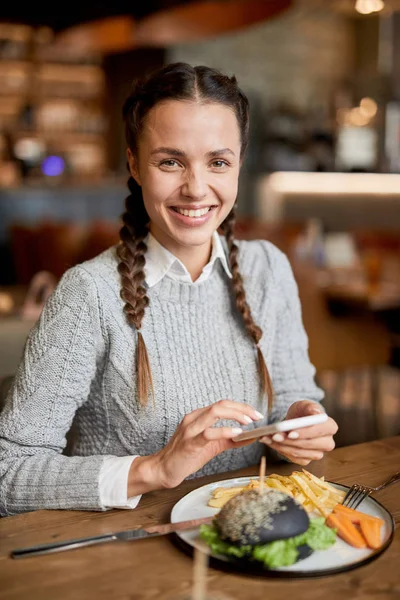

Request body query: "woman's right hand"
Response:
[128, 400, 263, 496]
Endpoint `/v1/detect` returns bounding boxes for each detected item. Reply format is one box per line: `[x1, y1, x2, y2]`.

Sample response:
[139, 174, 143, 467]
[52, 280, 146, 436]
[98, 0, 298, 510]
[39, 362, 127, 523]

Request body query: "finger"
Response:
[202, 426, 244, 441]
[268, 435, 335, 452]
[270, 432, 287, 443]
[180, 400, 258, 427]
[285, 417, 338, 440]
[285, 400, 324, 420]
[186, 400, 263, 437]
[180, 406, 209, 426]
[207, 400, 263, 422]
[261, 440, 324, 462]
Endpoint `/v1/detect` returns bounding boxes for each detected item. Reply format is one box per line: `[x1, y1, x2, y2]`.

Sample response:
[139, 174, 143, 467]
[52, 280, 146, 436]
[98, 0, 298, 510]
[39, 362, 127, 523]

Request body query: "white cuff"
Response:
[99, 456, 142, 509]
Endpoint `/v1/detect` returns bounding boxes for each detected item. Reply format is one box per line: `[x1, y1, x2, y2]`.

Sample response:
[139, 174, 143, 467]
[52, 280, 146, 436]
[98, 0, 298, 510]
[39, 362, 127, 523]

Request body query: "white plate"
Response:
[170, 476, 395, 578]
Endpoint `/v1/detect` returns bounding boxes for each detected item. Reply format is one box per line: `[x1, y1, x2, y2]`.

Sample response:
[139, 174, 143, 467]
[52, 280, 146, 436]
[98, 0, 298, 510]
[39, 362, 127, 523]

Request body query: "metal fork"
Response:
[342, 471, 400, 509]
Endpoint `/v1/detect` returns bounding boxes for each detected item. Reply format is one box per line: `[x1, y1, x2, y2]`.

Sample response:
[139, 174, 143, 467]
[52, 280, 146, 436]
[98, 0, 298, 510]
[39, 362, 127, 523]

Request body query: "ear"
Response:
[127, 148, 141, 186]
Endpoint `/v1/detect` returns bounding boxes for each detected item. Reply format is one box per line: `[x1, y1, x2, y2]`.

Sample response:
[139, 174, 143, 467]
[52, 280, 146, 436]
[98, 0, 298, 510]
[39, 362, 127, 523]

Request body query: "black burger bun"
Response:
[216, 489, 310, 546]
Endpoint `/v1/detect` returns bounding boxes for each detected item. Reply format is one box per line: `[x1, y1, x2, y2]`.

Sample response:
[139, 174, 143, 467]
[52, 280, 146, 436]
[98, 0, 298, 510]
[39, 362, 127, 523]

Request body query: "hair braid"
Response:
[117, 176, 154, 407]
[221, 206, 274, 413]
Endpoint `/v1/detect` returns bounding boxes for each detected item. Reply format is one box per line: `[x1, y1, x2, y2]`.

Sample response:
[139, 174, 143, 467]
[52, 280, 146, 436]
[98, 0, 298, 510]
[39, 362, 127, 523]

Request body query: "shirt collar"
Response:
[144, 231, 232, 288]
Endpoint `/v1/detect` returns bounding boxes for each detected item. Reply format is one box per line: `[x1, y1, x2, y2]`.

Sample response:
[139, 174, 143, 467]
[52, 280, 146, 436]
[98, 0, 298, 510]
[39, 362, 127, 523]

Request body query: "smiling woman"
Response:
[0, 63, 337, 516]
[129, 101, 241, 264]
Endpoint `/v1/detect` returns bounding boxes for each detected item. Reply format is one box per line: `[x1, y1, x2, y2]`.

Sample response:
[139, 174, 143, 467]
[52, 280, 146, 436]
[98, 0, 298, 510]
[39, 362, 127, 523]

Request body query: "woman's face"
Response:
[128, 100, 242, 255]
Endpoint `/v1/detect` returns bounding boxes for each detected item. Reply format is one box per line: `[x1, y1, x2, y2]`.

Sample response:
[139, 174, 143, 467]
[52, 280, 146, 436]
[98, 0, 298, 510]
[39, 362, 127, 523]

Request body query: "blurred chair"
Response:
[0, 220, 120, 386]
[0, 272, 55, 381]
[76, 220, 119, 263]
[8, 219, 120, 284]
[21, 271, 57, 321]
[9, 225, 39, 285]
[34, 221, 88, 279]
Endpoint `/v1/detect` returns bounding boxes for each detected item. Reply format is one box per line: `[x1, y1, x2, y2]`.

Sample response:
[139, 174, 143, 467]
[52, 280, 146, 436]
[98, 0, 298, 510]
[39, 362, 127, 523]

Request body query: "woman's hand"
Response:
[260, 400, 338, 466]
[128, 400, 262, 496]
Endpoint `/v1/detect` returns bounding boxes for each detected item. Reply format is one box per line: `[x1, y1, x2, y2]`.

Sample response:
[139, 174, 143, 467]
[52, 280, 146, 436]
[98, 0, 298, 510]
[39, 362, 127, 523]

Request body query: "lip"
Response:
[167, 205, 217, 227]
[169, 204, 216, 210]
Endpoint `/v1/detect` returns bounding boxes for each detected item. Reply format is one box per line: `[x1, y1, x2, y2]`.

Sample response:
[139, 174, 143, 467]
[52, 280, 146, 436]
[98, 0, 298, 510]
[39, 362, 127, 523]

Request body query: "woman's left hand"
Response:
[260, 400, 338, 465]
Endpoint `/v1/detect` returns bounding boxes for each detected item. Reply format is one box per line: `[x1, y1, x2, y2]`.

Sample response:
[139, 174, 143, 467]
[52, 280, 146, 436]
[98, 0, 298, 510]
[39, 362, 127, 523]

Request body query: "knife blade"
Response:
[11, 515, 214, 559]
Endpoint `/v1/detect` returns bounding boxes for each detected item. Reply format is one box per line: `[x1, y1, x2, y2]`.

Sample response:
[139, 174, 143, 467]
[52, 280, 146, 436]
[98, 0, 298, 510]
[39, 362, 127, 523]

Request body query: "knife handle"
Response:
[11, 534, 117, 559]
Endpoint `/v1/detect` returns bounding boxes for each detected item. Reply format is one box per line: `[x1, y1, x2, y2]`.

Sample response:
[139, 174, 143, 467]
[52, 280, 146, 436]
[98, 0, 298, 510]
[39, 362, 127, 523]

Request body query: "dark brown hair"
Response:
[118, 62, 274, 412]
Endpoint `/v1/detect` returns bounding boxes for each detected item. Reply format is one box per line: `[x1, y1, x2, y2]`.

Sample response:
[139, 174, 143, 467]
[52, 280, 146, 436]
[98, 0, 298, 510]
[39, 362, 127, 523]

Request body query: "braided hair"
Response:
[118, 62, 274, 411]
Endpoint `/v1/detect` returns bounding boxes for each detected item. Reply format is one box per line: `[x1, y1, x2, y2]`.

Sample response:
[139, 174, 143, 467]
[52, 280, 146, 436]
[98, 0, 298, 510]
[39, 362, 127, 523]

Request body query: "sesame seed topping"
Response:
[217, 489, 289, 544]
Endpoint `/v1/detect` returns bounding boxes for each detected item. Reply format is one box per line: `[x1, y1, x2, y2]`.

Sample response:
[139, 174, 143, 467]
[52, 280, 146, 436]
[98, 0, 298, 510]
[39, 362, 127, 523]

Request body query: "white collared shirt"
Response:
[99, 231, 231, 509]
[145, 230, 232, 287]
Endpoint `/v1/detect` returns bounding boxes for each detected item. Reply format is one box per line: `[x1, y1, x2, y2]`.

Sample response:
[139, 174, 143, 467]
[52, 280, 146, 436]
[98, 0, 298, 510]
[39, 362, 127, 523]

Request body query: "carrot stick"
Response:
[359, 518, 382, 549]
[326, 513, 367, 549]
[333, 504, 384, 526]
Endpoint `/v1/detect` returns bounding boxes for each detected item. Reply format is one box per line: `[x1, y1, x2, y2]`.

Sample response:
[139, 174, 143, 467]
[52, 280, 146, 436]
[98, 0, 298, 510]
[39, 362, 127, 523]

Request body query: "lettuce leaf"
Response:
[199, 524, 252, 558]
[253, 540, 299, 568]
[301, 516, 337, 550]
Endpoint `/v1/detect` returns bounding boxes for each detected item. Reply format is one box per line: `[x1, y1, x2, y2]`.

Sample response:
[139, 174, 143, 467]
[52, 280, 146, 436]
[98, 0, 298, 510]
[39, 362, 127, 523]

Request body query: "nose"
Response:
[181, 168, 208, 200]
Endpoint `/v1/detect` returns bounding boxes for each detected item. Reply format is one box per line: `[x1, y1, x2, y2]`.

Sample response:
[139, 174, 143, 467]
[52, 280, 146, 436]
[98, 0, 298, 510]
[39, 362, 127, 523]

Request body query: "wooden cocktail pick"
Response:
[192, 547, 208, 600]
[259, 455, 266, 495]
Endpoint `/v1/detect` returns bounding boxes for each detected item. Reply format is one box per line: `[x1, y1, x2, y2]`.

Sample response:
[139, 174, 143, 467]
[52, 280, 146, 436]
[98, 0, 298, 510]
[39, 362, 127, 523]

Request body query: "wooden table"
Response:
[1, 437, 399, 600]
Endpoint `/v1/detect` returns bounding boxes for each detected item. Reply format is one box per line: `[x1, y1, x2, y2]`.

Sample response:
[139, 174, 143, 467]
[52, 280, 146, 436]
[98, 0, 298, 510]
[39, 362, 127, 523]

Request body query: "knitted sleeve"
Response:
[268, 247, 324, 423]
[0, 266, 107, 516]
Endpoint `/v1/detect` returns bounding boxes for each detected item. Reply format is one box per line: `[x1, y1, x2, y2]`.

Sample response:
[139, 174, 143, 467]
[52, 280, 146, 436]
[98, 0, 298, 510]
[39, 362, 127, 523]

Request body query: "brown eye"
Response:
[211, 160, 228, 168]
[160, 159, 179, 167]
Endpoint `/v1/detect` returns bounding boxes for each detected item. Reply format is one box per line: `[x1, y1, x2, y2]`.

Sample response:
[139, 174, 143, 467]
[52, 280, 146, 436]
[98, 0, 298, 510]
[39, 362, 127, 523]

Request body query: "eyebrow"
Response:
[150, 147, 236, 158]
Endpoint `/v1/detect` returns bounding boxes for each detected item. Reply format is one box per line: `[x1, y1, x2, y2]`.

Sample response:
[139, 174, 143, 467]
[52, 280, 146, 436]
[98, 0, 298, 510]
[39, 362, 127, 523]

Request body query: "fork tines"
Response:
[342, 484, 372, 510]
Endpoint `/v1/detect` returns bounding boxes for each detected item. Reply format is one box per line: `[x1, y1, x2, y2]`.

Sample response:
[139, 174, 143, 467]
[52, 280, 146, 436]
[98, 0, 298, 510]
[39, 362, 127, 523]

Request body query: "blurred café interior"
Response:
[0, 0, 399, 447]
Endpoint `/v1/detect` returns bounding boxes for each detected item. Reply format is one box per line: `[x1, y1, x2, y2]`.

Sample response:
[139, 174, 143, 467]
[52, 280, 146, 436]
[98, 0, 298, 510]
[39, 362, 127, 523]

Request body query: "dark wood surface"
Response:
[1, 437, 399, 600]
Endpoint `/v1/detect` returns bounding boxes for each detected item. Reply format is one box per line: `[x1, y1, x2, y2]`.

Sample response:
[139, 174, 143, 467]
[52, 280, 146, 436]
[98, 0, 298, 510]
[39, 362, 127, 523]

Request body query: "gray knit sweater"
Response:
[0, 240, 323, 516]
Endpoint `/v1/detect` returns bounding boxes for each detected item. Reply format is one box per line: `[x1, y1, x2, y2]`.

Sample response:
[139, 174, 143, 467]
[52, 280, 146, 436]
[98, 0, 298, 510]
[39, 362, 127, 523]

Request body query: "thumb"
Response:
[286, 400, 324, 419]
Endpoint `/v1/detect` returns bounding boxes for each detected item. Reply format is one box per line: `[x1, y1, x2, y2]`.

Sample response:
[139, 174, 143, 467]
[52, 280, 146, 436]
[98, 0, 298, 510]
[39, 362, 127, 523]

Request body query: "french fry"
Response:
[303, 501, 315, 512]
[212, 486, 245, 498]
[304, 478, 331, 501]
[208, 486, 247, 507]
[207, 470, 346, 515]
[290, 473, 329, 517]
[208, 497, 232, 508]
[268, 474, 294, 484]
[265, 478, 293, 495]
[247, 479, 261, 490]
[302, 470, 345, 500]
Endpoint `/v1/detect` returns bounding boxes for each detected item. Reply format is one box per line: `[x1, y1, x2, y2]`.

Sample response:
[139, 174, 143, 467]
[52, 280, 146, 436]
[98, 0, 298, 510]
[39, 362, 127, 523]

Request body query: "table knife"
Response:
[11, 515, 213, 559]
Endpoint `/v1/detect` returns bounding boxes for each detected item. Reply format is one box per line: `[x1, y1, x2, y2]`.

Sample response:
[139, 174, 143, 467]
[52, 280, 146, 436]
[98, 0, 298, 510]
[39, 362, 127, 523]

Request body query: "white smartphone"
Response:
[232, 412, 328, 442]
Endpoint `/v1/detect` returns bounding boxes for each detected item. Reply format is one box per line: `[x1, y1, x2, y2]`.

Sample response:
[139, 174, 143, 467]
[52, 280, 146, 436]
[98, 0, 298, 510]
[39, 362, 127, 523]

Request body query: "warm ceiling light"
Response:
[348, 107, 371, 126]
[359, 97, 378, 118]
[355, 0, 385, 15]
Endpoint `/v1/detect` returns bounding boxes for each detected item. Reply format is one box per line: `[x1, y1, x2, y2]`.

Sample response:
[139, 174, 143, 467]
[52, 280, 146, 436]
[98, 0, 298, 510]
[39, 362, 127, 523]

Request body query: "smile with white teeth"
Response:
[174, 207, 212, 218]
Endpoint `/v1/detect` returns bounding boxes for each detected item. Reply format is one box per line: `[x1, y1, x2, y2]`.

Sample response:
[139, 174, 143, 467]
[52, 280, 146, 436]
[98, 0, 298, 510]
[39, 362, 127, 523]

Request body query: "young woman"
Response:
[0, 63, 337, 516]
